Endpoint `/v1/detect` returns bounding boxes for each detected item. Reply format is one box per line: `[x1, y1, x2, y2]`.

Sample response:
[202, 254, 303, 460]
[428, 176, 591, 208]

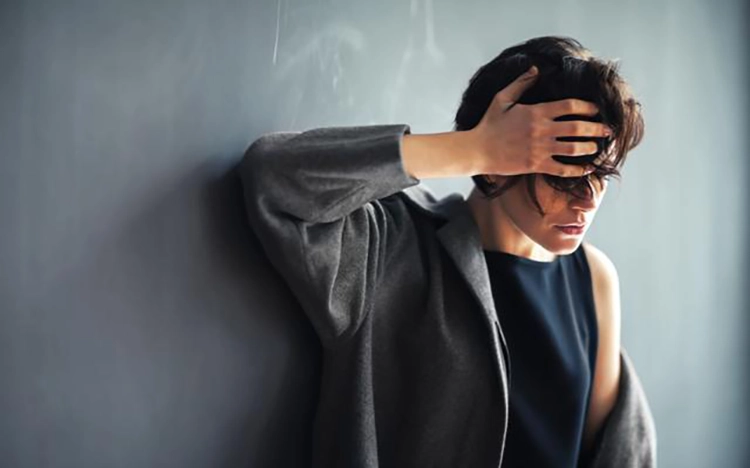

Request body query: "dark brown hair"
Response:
[453, 35, 645, 215]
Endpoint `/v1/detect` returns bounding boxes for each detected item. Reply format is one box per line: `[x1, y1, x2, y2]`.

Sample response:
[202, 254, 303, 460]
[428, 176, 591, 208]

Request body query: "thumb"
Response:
[496, 65, 539, 105]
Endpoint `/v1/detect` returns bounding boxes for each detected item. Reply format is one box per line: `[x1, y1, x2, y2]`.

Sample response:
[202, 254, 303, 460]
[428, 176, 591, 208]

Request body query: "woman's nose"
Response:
[570, 187, 599, 212]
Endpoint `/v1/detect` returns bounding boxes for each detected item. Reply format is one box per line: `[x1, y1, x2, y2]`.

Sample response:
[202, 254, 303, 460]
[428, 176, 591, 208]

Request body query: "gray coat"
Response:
[239, 123, 657, 467]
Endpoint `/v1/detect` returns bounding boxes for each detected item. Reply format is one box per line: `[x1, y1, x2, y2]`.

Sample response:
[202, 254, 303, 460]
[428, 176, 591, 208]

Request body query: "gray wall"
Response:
[1, 0, 747, 467]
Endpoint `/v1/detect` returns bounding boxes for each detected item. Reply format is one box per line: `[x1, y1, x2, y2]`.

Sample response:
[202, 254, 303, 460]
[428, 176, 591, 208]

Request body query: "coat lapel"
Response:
[433, 197, 513, 465]
[400, 186, 511, 363]
[435, 205, 496, 325]
[434, 203, 512, 380]
[399, 184, 512, 404]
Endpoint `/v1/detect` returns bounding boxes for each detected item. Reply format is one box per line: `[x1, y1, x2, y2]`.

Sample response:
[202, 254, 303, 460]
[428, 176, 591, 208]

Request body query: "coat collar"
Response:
[400, 184, 513, 418]
[399, 185, 498, 328]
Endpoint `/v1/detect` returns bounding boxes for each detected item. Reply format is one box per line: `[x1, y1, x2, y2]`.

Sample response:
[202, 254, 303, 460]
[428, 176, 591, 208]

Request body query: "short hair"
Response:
[453, 35, 645, 215]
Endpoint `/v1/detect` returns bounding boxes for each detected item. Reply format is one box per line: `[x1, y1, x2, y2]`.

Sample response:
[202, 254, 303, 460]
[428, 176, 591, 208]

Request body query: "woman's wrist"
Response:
[401, 129, 486, 180]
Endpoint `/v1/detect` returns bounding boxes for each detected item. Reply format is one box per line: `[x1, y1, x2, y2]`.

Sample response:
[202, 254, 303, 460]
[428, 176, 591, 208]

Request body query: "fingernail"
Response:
[526, 66, 538, 76]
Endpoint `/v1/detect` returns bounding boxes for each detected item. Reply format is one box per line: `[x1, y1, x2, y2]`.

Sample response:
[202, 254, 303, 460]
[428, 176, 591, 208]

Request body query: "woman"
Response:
[240, 35, 656, 467]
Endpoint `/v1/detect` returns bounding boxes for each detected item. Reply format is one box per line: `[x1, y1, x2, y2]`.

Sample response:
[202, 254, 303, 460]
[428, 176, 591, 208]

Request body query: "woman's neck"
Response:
[466, 187, 557, 262]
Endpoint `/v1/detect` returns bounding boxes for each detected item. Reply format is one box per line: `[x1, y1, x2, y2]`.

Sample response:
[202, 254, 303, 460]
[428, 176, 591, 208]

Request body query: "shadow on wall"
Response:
[22, 155, 323, 467]
[203, 165, 324, 467]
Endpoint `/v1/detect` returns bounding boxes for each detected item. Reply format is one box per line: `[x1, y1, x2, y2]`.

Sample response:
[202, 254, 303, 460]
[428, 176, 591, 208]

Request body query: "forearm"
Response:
[401, 130, 484, 180]
[241, 124, 420, 224]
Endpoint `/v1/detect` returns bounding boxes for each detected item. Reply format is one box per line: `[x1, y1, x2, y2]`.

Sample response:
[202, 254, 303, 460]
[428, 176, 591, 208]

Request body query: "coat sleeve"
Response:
[238, 124, 420, 348]
[584, 347, 658, 468]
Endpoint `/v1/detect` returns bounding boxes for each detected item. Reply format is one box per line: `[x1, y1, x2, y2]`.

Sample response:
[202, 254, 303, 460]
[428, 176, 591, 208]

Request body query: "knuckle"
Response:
[561, 143, 575, 156]
[528, 121, 541, 139]
[527, 153, 540, 172]
[534, 138, 549, 158]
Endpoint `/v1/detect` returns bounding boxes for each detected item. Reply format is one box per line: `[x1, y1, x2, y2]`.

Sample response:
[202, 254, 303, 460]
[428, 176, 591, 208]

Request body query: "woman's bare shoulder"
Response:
[581, 241, 619, 286]
[580, 241, 623, 454]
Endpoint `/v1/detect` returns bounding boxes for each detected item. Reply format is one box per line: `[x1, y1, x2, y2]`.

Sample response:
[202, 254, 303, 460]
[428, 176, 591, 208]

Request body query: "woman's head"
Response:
[476, 169, 609, 255]
[456, 35, 645, 255]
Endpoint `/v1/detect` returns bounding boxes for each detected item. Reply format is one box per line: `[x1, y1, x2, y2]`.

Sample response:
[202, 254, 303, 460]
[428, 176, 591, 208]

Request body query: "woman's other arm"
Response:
[581, 242, 623, 456]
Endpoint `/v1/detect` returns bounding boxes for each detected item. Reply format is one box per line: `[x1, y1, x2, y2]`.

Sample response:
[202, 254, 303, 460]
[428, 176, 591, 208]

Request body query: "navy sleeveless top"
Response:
[483, 244, 598, 468]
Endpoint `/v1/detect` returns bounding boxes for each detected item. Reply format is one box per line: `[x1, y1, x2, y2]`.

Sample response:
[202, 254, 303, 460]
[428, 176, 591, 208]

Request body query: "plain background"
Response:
[1, 0, 748, 467]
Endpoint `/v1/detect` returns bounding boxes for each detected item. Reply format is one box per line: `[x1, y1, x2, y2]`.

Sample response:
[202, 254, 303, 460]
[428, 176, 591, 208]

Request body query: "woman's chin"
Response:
[544, 236, 583, 255]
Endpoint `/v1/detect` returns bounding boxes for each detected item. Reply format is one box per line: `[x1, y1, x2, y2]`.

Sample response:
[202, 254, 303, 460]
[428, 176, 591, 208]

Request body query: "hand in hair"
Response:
[468, 66, 613, 178]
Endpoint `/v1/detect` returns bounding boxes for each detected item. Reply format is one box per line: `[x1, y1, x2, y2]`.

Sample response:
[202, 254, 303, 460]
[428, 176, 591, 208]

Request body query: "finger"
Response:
[494, 66, 539, 105]
[547, 120, 613, 138]
[550, 140, 599, 156]
[591, 149, 612, 167]
[536, 98, 600, 119]
[577, 164, 597, 177]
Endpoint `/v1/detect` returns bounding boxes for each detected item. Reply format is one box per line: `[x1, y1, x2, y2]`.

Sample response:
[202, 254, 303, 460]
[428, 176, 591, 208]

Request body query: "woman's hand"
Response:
[468, 65, 613, 178]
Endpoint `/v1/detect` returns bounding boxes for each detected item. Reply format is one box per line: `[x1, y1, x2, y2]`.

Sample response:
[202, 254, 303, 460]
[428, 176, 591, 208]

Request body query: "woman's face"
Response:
[494, 174, 608, 255]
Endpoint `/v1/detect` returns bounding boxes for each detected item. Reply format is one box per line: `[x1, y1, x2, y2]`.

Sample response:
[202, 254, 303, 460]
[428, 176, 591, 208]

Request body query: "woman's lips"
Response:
[555, 225, 585, 235]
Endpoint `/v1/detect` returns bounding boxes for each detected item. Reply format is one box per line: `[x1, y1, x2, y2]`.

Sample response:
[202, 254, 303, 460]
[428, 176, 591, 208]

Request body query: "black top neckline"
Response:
[483, 249, 564, 268]
[483, 242, 598, 465]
